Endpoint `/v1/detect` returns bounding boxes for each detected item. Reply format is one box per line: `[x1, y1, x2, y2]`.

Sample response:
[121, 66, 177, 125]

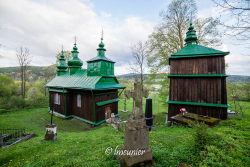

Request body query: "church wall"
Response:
[94, 90, 118, 122]
[49, 91, 66, 115]
[70, 90, 95, 122]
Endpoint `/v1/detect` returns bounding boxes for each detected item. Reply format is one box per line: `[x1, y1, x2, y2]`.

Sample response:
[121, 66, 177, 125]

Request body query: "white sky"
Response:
[0, 0, 249, 75]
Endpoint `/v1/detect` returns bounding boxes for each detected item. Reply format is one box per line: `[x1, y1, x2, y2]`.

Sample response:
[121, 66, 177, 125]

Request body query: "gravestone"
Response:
[106, 113, 122, 132]
[120, 81, 153, 167]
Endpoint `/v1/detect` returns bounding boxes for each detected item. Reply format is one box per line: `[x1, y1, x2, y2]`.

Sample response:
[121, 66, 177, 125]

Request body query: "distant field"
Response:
[0, 100, 249, 167]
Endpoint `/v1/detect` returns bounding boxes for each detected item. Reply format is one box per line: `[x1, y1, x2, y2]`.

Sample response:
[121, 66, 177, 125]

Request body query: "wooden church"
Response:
[167, 23, 229, 121]
[46, 37, 125, 126]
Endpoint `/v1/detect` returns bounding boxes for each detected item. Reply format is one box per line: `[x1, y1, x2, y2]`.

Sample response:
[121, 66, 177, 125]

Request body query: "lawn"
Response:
[0, 100, 249, 167]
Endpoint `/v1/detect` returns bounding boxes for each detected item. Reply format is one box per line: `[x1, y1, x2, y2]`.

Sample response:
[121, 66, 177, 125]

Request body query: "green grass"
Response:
[0, 101, 249, 167]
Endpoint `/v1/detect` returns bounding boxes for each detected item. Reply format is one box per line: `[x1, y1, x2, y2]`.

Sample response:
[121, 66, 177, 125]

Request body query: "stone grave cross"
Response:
[120, 81, 152, 167]
[125, 81, 148, 114]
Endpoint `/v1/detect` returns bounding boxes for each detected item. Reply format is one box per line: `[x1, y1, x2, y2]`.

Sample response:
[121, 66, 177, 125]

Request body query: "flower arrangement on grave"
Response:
[180, 108, 188, 115]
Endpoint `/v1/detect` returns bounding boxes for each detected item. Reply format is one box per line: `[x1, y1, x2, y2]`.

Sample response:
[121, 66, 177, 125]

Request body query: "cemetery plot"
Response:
[0, 129, 35, 148]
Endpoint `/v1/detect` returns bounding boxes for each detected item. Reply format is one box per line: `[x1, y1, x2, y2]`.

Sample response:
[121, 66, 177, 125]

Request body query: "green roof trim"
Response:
[96, 98, 119, 106]
[168, 74, 228, 78]
[49, 110, 120, 125]
[171, 44, 229, 58]
[170, 54, 229, 59]
[167, 100, 230, 108]
[48, 88, 69, 93]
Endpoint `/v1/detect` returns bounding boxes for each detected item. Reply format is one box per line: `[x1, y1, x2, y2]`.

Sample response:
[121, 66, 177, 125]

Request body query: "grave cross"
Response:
[125, 81, 148, 112]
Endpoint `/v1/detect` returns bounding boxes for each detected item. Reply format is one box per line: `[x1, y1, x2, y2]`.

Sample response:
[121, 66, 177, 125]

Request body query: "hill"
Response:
[0, 66, 249, 83]
[0, 65, 56, 82]
[118, 73, 250, 83]
[227, 75, 250, 83]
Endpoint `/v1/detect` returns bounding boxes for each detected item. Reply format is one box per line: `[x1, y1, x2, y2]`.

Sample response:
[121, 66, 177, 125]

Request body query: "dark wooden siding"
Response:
[169, 78, 227, 104]
[49, 89, 120, 124]
[170, 56, 226, 75]
[168, 55, 228, 120]
[94, 90, 118, 123]
[70, 90, 94, 122]
[50, 92, 66, 115]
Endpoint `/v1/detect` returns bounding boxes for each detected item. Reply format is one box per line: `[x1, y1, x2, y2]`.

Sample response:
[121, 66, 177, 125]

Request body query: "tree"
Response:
[16, 47, 32, 98]
[148, 0, 221, 73]
[147, 0, 222, 102]
[41, 66, 56, 96]
[0, 74, 17, 98]
[56, 50, 72, 63]
[129, 41, 148, 89]
[212, 0, 250, 41]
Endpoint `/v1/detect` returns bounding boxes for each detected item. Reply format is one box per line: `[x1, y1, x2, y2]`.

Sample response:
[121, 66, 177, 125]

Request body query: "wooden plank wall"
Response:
[95, 90, 118, 122]
[71, 92, 94, 122]
[169, 78, 227, 104]
[170, 56, 225, 75]
[168, 56, 227, 120]
[50, 92, 66, 115]
[49, 89, 119, 123]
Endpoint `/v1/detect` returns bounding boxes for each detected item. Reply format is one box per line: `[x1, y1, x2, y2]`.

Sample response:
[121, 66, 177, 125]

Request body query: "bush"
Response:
[26, 87, 48, 107]
[1, 96, 26, 110]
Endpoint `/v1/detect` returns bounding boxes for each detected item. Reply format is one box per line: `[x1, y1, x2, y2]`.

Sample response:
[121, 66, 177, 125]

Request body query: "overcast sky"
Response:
[0, 0, 249, 75]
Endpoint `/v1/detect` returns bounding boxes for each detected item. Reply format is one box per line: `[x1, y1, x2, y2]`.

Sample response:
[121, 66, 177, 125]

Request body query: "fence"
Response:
[0, 128, 26, 137]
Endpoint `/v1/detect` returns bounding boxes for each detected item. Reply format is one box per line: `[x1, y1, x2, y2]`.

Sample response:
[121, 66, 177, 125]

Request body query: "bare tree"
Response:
[16, 47, 32, 98]
[213, 0, 250, 41]
[129, 41, 148, 89]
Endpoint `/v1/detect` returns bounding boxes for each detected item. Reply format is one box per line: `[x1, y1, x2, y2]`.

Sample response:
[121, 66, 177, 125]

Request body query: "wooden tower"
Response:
[167, 23, 229, 121]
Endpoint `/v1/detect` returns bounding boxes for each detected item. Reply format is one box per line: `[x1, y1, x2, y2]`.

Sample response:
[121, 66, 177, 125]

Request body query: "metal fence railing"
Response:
[0, 129, 26, 138]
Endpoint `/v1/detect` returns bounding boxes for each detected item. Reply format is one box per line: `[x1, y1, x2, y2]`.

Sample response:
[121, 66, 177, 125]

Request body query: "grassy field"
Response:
[0, 99, 249, 167]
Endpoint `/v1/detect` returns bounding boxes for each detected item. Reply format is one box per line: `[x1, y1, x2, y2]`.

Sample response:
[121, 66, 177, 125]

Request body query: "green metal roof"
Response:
[170, 23, 229, 58]
[45, 69, 125, 90]
[87, 56, 114, 63]
[171, 44, 229, 58]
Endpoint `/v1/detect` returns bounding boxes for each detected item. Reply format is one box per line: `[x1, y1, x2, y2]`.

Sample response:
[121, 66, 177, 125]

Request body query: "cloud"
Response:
[0, 0, 154, 75]
[0, 0, 249, 76]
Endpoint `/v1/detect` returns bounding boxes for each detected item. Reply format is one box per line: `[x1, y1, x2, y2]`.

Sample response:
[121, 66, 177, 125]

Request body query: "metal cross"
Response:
[101, 28, 104, 40]
[74, 36, 77, 45]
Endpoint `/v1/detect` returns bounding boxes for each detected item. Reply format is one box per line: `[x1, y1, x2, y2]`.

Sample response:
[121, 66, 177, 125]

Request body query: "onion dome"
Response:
[68, 42, 83, 67]
[184, 23, 198, 45]
[57, 48, 68, 76]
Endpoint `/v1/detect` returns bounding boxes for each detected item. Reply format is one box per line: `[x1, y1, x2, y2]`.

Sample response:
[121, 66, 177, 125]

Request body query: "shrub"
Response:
[192, 122, 210, 151]
[1, 96, 26, 110]
[26, 87, 48, 107]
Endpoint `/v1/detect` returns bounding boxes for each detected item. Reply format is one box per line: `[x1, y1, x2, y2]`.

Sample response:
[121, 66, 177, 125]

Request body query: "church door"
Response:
[105, 106, 112, 120]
